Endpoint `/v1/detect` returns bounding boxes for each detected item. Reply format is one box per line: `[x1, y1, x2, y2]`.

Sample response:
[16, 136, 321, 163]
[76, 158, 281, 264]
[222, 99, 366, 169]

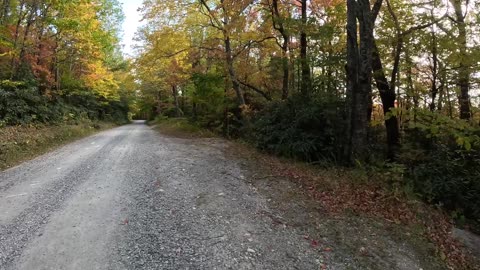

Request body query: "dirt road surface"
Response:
[0, 121, 445, 270]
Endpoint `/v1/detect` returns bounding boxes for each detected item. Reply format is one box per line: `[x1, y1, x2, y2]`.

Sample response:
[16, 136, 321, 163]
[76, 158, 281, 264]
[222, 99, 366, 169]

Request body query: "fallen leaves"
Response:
[251, 150, 475, 269]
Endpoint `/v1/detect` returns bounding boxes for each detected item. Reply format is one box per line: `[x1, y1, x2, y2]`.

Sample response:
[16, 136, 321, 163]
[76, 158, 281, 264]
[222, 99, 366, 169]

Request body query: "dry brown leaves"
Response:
[248, 151, 476, 270]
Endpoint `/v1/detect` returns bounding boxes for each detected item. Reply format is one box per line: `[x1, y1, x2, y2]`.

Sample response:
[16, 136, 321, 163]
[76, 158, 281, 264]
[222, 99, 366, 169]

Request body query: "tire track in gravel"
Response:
[0, 125, 135, 268]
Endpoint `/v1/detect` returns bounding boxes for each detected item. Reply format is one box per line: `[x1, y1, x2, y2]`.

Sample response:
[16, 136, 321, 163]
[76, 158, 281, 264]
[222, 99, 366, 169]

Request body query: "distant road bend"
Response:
[0, 120, 332, 269]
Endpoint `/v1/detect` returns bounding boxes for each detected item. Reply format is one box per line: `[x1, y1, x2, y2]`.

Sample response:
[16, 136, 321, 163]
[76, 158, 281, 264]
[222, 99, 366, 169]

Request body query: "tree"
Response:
[267, 0, 291, 99]
[345, 0, 374, 161]
[449, 0, 471, 119]
[299, 0, 311, 96]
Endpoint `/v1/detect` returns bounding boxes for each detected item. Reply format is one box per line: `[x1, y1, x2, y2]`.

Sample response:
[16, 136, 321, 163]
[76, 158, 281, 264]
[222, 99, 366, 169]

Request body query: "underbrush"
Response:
[0, 120, 116, 170]
[227, 141, 479, 270]
[397, 110, 480, 231]
[251, 98, 480, 231]
[251, 96, 346, 162]
[0, 80, 130, 127]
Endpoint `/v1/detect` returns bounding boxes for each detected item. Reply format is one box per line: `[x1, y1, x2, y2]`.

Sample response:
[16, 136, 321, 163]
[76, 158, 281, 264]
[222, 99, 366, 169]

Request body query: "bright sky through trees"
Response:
[119, 0, 143, 56]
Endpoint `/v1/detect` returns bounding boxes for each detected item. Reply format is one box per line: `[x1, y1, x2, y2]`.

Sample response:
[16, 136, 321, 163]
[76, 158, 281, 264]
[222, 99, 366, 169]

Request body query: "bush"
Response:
[0, 80, 130, 126]
[399, 109, 480, 225]
[251, 95, 346, 162]
[405, 144, 480, 222]
[0, 80, 61, 124]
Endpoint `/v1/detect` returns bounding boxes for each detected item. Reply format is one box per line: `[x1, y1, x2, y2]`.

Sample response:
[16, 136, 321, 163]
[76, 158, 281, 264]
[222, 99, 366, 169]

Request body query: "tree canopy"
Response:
[0, 0, 134, 125]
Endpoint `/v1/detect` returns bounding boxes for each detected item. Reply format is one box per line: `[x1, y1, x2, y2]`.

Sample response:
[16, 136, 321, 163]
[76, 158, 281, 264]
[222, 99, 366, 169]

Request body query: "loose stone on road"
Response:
[0, 121, 444, 270]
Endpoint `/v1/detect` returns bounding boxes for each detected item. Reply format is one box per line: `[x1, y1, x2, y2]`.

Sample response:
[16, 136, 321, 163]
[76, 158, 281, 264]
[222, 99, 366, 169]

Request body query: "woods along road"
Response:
[0, 121, 443, 270]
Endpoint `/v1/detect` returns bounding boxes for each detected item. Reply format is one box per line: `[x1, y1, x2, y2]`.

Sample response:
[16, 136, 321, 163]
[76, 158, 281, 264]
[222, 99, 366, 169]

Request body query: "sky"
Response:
[119, 0, 144, 56]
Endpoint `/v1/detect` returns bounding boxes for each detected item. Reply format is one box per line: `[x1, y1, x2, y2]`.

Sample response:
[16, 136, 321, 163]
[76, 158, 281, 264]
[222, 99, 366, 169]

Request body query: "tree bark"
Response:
[221, 0, 245, 107]
[271, 0, 290, 99]
[346, 0, 373, 162]
[299, 0, 311, 97]
[450, 0, 470, 119]
[429, 30, 438, 111]
[371, 40, 400, 160]
[345, 0, 358, 161]
[224, 33, 246, 106]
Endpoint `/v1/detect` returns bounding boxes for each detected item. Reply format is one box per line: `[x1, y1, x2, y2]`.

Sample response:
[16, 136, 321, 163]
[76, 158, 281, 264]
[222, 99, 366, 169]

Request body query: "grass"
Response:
[149, 116, 215, 138]
[0, 120, 118, 171]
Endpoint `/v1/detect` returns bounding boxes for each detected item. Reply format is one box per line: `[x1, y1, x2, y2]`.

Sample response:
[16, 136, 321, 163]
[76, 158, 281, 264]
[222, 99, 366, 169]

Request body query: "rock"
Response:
[452, 228, 480, 257]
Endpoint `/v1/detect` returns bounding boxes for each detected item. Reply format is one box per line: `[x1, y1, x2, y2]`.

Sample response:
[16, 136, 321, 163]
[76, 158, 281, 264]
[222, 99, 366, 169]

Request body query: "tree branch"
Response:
[237, 79, 272, 101]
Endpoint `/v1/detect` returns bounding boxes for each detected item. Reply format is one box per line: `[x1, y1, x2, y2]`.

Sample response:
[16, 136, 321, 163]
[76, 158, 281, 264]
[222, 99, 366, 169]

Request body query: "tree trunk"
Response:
[14, 0, 37, 78]
[156, 91, 162, 115]
[346, 0, 373, 162]
[220, 0, 245, 107]
[429, 30, 438, 111]
[437, 66, 446, 112]
[345, 0, 358, 161]
[371, 40, 400, 160]
[172, 85, 184, 117]
[281, 35, 289, 99]
[271, 0, 290, 100]
[299, 0, 311, 97]
[450, 0, 471, 119]
[224, 34, 245, 106]
[10, 0, 26, 78]
[353, 0, 373, 158]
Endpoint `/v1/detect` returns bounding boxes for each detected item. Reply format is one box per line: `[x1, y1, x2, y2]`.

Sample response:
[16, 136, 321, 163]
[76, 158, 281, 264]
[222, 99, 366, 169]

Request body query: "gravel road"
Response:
[0, 121, 445, 270]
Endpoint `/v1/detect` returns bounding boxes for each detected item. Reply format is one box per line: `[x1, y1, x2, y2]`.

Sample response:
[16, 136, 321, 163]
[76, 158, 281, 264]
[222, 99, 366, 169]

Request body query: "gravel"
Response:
[0, 121, 445, 270]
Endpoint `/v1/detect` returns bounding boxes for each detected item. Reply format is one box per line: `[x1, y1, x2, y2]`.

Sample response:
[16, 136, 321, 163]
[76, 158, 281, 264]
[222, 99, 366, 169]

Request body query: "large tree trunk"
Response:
[346, 0, 373, 162]
[299, 0, 311, 96]
[450, 0, 471, 119]
[345, 0, 358, 161]
[354, 0, 374, 157]
[371, 40, 400, 160]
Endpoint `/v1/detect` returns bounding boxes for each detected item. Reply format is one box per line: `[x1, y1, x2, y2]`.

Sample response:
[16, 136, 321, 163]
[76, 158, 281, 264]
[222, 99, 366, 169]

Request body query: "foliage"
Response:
[398, 109, 480, 223]
[0, 80, 60, 124]
[0, 0, 134, 127]
[0, 80, 130, 126]
[252, 95, 346, 162]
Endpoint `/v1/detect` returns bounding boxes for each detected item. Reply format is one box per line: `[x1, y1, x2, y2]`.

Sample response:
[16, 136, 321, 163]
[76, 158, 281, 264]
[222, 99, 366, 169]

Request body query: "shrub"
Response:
[399, 109, 480, 224]
[251, 95, 346, 162]
[0, 80, 61, 124]
[0, 80, 130, 126]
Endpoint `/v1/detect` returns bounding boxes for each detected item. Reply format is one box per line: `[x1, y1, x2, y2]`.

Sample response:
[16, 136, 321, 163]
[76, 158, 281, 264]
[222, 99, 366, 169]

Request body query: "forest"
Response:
[133, 0, 480, 231]
[0, 0, 134, 126]
[0, 0, 479, 261]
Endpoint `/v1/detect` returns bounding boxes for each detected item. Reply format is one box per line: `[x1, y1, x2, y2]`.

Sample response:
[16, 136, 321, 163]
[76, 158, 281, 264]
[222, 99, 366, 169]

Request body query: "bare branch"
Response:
[237, 79, 272, 101]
